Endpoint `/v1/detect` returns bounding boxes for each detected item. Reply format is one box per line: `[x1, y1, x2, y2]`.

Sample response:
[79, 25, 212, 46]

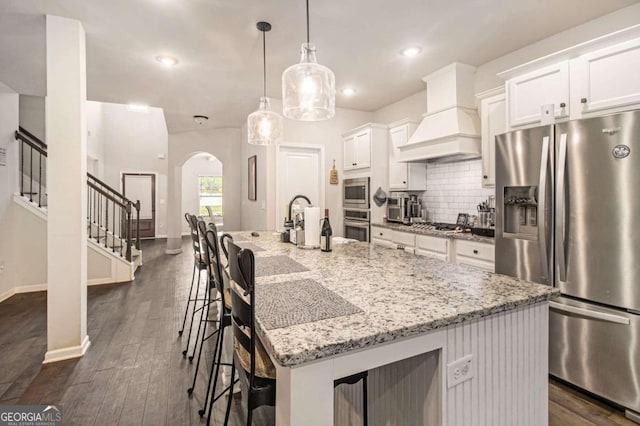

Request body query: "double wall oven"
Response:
[343, 178, 370, 242]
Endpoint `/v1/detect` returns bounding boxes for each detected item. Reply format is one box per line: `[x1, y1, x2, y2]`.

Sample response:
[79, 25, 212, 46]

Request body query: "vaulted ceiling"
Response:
[0, 0, 637, 133]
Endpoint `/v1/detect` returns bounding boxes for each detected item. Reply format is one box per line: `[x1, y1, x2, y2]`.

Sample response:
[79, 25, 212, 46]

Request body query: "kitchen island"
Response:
[231, 232, 559, 425]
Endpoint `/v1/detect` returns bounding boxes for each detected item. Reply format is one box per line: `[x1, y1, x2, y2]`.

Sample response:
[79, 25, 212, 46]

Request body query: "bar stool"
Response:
[187, 220, 223, 395]
[199, 229, 236, 422]
[224, 242, 370, 426]
[223, 241, 275, 426]
[179, 214, 207, 358]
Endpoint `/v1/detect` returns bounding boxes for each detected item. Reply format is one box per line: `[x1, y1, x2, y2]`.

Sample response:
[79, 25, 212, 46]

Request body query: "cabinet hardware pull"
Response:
[403, 181, 406, 184]
[581, 97, 587, 104]
[560, 102, 566, 108]
[483, 175, 488, 179]
[473, 249, 479, 254]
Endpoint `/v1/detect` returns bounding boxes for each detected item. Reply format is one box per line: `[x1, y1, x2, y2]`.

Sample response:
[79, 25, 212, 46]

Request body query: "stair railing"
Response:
[15, 128, 142, 260]
[14, 127, 47, 208]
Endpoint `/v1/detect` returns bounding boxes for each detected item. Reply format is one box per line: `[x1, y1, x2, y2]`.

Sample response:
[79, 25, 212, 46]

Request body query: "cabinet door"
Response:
[572, 37, 640, 116]
[389, 125, 409, 189]
[507, 61, 569, 127]
[343, 135, 356, 171]
[480, 93, 506, 187]
[353, 130, 371, 169]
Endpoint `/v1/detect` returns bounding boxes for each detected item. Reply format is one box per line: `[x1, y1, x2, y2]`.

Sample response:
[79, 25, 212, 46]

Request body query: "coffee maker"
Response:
[407, 194, 423, 223]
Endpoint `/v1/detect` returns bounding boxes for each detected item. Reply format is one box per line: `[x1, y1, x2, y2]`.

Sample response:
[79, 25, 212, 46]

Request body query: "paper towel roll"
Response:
[304, 207, 320, 248]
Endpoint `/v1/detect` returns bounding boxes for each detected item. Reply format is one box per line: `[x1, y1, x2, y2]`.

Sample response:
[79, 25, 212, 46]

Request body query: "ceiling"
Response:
[0, 0, 637, 133]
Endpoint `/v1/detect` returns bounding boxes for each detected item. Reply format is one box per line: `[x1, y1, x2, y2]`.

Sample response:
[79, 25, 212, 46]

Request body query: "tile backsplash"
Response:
[421, 159, 494, 223]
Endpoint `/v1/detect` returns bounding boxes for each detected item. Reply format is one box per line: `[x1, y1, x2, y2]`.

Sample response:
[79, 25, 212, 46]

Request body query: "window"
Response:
[199, 175, 223, 216]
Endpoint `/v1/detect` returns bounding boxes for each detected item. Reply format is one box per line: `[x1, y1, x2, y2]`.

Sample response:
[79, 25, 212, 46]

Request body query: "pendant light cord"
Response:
[306, 0, 310, 45]
[262, 29, 266, 97]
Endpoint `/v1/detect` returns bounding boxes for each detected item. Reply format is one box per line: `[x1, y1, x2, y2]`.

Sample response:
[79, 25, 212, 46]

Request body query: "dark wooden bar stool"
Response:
[179, 213, 208, 358]
[198, 228, 237, 422]
[223, 241, 370, 426]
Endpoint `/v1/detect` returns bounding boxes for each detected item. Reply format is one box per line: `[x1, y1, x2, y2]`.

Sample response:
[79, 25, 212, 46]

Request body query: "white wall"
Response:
[0, 81, 21, 299]
[372, 90, 426, 125]
[86, 101, 105, 179]
[18, 94, 45, 141]
[240, 99, 373, 236]
[181, 154, 223, 234]
[87, 101, 169, 237]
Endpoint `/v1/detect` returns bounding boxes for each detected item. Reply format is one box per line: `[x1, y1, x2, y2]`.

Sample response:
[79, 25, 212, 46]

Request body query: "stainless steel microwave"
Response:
[343, 177, 370, 209]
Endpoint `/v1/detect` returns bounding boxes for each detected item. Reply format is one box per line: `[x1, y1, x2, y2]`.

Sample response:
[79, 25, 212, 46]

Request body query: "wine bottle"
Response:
[320, 209, 332, 252]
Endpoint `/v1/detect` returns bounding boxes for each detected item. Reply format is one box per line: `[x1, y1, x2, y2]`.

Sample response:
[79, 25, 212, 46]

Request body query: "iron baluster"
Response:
[126, 202, 132, 262]
[38, 152, 42, 207]
[105, 197, 109, 248]
[112, 199, 116, 252]
[135, 200, 141, 250]
[29, 146, 33, 202]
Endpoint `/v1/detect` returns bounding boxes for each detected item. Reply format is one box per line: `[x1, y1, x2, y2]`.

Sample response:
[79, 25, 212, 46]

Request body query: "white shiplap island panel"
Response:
[331, 302, 548, 426]
[230, 232, 556, 425]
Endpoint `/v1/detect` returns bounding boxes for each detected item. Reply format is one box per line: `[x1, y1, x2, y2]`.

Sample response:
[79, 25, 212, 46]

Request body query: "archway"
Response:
[180, 152, 224, 235]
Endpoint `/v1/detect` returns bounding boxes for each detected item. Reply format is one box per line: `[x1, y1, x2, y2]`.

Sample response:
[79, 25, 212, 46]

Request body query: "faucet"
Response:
[287, 194, 312, 222]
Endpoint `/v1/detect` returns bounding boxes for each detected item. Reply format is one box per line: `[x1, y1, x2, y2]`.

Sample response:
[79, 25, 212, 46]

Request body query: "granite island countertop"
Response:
[372, 221, 495, 244]
[231, 232, 558, 367]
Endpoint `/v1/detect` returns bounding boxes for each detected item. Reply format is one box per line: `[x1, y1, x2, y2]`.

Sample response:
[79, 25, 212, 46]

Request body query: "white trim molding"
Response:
[43, 335, 91, 364]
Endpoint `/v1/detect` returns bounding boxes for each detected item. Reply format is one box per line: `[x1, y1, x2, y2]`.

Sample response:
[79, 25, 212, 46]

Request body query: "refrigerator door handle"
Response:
[538, 136, 550, 281]
[556, 133, 568, 282]
[549, 301, 631, 325]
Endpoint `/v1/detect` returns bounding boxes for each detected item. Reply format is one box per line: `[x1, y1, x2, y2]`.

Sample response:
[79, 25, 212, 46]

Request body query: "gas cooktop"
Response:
[408, 222, 460, 231]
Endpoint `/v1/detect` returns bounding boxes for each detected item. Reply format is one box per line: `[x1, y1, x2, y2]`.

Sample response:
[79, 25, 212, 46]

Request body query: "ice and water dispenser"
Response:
[503, 186, 538, 238]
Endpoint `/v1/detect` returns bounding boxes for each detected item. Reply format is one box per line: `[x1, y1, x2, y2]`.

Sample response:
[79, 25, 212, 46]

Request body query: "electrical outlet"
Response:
[447, 355, 473, 388]
[0, 260, 4, 273]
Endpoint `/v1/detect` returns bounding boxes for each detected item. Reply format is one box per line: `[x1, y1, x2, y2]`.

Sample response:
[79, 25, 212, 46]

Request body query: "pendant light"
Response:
[282, 0, 335, 121]
[247, 21, 283, 145]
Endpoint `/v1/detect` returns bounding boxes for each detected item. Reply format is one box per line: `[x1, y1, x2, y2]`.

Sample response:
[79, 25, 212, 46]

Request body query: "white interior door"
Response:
[276, 145, 324, 227]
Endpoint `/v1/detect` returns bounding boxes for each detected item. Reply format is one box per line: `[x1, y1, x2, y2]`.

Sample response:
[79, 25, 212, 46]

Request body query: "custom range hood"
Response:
[398, 63, 481, 163]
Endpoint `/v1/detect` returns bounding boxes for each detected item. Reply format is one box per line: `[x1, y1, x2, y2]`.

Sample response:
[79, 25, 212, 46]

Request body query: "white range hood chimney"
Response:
[398, 62, 481, 163]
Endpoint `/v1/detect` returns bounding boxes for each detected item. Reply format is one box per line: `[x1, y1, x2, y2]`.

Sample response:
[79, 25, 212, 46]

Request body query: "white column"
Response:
[165, 162, 183, 254]
[43, 15, 90, 363]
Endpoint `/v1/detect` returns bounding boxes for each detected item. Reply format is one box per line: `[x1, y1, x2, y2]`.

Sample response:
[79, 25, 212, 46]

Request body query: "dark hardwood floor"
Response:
[0, 238, 635, 425]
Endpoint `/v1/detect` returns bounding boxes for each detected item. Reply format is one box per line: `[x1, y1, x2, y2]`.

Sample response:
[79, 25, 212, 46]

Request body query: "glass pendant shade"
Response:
[247, 97, 283, 145]
[282, 43, 335, 121]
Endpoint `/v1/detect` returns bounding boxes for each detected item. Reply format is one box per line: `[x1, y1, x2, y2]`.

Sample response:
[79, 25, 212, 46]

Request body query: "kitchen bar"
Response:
[233, 231, 559, 425]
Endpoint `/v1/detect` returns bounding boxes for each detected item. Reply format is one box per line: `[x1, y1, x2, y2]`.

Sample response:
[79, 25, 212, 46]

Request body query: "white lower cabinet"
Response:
[415, 235, 449, 261]
[453, 240, 495, 272]
[371, 227, 496, 272]
[392, 231, 415, 254]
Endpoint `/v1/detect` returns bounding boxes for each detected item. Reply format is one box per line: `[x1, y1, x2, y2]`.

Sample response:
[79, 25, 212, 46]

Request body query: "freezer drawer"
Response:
[549, 297, 640, 413]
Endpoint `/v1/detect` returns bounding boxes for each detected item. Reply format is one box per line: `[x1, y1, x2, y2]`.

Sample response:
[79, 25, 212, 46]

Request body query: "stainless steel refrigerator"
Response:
[495, 109, 640, 422]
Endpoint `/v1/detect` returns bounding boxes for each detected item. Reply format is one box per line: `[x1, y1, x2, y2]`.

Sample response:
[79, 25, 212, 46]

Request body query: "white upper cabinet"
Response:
[389, 120, 427, 191]
[343, 128, 371, 171]
[506, 61, 570, 128]
[478, 90, 506, 188]
[570, 37, 640, 118]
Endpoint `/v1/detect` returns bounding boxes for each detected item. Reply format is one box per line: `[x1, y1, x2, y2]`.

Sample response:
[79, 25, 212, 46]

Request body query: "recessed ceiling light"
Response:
[401, 46, 422, 58]
[341, 88, 356, 96]
[128, 104, 149, 112]
[156, 55, 178, 66]
[193, 115, 209, 125]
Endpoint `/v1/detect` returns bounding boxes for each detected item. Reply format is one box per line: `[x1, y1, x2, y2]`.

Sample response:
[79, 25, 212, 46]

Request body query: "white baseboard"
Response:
[0, 288, 15, 303]
[43, 335, 91, 364]
[15, 283, 48, 293]
[88, 278, 118, 286]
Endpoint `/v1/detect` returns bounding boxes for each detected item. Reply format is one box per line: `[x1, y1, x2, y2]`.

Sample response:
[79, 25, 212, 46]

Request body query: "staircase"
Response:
[14, 127, 142, 282]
